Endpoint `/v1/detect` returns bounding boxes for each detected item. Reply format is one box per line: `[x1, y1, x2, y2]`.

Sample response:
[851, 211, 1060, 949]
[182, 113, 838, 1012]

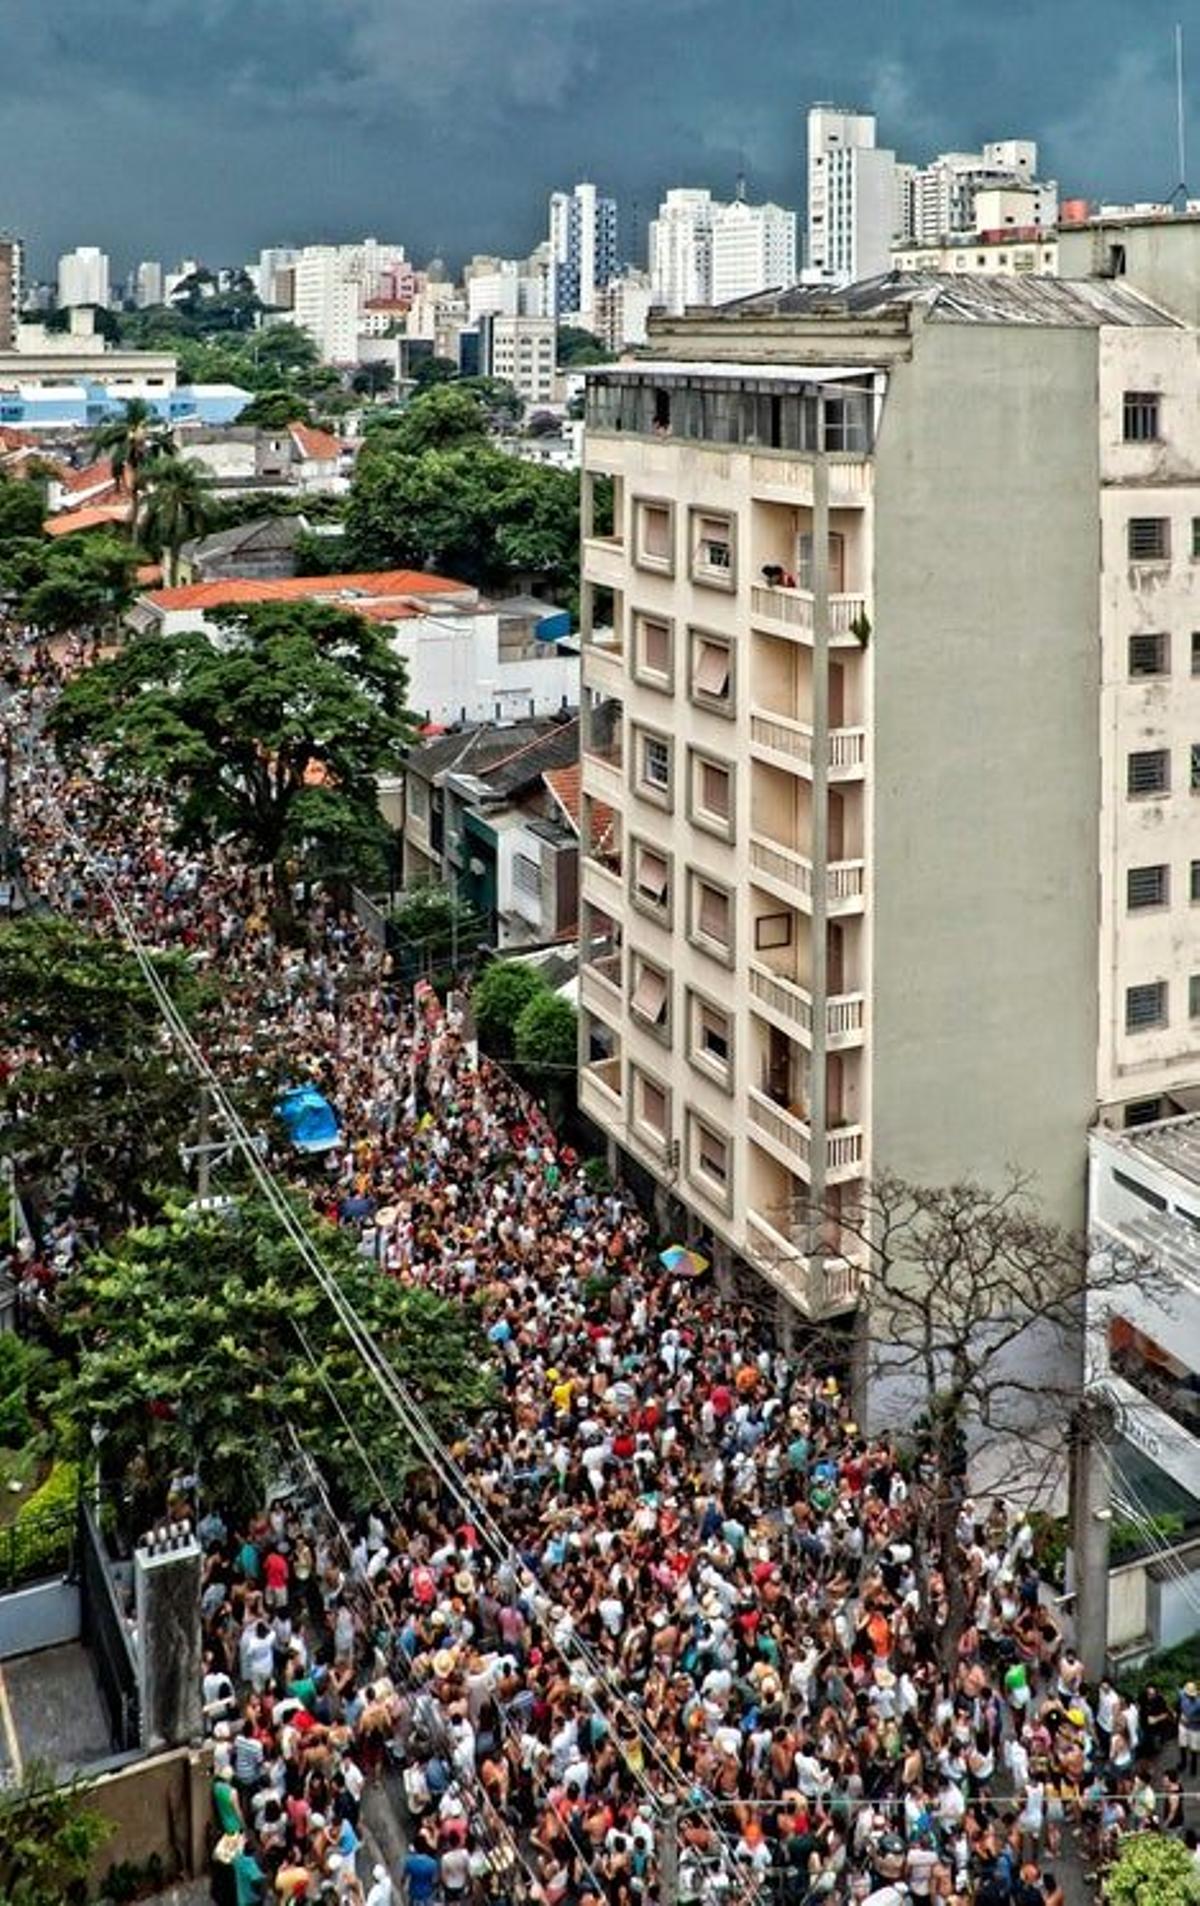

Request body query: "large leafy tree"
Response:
[54, 1200, 497, 1516]
[9, 536, 139, 649]
[0, 1762, 112, 1906]
[0, 917, 207, 1229]
[139, 456, 213, 584]
[89, 398, 175, 534]
[1105, 1833, 1200, 1903]
[51, 599, 415, 890]
[0, 473, 46, 548]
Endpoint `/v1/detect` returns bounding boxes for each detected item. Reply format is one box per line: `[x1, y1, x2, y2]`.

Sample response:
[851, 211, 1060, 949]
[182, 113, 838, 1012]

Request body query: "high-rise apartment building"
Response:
[57, 245, 110, 310]
[292, 240, 407, 363]
[901, 141, 1057, 244]
[650, 191, 797, 314]
[710, 200, 797, 306]
[577, 273, 1200, 1334]
[134, 261, 164, 308]
[255, 247, 300, 309]
[594, 272, 652, 352]
[481, 313, 558, 406]
[548, 183, 619, 324]
[805, 107, 896, 285]
[0, 236, 22, 350]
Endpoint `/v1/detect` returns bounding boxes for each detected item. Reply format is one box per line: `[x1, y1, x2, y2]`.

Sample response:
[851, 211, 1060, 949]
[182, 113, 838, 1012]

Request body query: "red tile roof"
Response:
[60, 458, 116, 496]
[289, 423, 343, 462]
[0, 425, 37, 457]
[45, 500, 132, 537]
[544, 760, 615, 852]
[143, 569, 473, 614]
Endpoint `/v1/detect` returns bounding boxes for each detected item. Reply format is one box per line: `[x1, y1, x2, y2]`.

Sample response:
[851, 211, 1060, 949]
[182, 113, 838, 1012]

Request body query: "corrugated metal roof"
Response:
[727, 271, 1181, 328]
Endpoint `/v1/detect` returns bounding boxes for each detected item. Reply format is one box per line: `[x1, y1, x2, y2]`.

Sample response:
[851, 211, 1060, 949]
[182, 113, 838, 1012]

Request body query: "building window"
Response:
[634, 499, 673, 572]
[1126, 980, 1168, 1032]
[635, 729, 672, 804]
[755, 911, 794, 950]
[1193, 860, 1200, 903]
[1194, 745, 1200, 793]
[1128, 517, 1169, 562]
[689, 631, 734, 711]
[1191, 975, 1200, 1020]
[633, 613, 673, 688]
[1192, 520, 1200, 560]
[1127, 749, 1170, 797]
[690, 751, 733, 836]
[690, 1116, 730, 1195]
[1192, 632, 1200, 675]
[690, 992, 732, 1084]
[690, 875, 733, 960]
[512, 852, 542, 900]
[631, 840, 671, 917]
[633, 1069, 668, 1138]
[690, 510, 736, 588]
[1129, 632, 1169, 677]
[1123, 392, 1161, 442]
[630, 954, 670, 1031]
[1124, 1098, 1161, 1127]
[1127, 864, 1169, 910]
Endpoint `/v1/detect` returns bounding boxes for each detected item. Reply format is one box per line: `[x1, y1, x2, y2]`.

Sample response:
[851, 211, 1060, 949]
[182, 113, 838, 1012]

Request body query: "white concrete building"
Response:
[711, 200, 797, 307]
[484, 315, 558, 406]
[549, 183, 619, 323]
[57, 246, 110, 310]
[805, 107, 896, 285]
[901, 141, 1057, 244]
[134, 261, 164, 309]
[594, 273, 653, 352]
[254, 247, 299, 309]
[293, 240, 407, 363]
[649, 190, 717, 316]
[576, 273, 1200, 1339]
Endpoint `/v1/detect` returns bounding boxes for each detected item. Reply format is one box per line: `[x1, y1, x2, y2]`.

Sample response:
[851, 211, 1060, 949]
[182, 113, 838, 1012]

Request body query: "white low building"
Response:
[128, 571, 579, 729]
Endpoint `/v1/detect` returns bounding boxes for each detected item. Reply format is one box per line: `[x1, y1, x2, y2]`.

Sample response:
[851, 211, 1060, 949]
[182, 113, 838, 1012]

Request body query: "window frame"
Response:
[688, 1111, 732, 1210]
[628, 950, 672, 1039]
[1127, 749, 1170, 798]
[630, 610, 675, 691]
[1127, 517, 1170, 563]
[688, 870, 735, 967]
[631, 723, 674, 811]
[1126, 864, 1169, 911]
[632, 495, 675, 576]
[688, 506, 737, 592]
[1128, 631, 1170, 678]
[1125, 980, 1168, 1033]
[687, 987, 734, 1089]
[688, 747, 736, 842]
[629, 836, 672, 925]
[630, 1063, 670, 1144]
[688, 627, 736, 716]
[1122, 391, 1161, 443]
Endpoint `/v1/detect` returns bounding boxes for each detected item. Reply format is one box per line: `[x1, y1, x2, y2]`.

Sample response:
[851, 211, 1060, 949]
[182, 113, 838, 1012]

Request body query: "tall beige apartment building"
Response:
[577, 273, 1200, 1327]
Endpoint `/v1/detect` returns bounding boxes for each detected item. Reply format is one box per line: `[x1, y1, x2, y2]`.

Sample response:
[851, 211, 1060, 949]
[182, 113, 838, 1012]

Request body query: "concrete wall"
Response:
[870, 315, 1101, 1238]
[0, 1580, 80, 1660]
[86, 1745, 211, 1888]
[1058, 220, 1200, 328]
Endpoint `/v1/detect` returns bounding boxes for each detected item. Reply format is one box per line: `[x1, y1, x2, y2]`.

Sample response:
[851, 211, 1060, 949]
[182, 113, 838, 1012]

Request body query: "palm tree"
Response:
[139, 457, 213, 585]
[90, 397, 175, 536]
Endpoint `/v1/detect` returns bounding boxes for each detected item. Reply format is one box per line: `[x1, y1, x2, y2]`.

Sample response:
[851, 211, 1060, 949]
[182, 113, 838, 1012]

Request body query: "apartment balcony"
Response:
[582, 634, 625, 697]
[579, 951, 622, 1013]
[744, 1210, 863, 1318]
[582, 535, 627, 589]
[747, 1089, 864, 1181]
[582, 749, 624, 811]
[748, 961, 865, 1049]
[749, 709, 866, 780]
[579, 1055, 623, 1126]
[750, 584, 869, 647]
[581, 852, 624, 918]
[748, 453, 872, 508]
[750, 835, 866, 914]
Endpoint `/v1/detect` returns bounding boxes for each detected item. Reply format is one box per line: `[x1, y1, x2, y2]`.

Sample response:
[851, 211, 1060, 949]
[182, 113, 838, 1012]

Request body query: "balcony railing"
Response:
[748, 962, 864, 1047]
[582, 535, 626, 585]
[750, 585, 869, 643]
[580, 952, 622, 1009]
[582, 751, 624, 808]
[750, 710, 866, 777]
[579, 1056, 622, 1123]
[748, 1088, 811, 1168]
[744, 1210, 863, 1317]
[748, 454, 872, 502]
[750, 837, 866, 912]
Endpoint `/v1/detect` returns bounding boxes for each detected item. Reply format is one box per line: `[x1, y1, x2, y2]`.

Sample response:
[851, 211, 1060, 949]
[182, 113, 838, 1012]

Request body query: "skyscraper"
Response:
[0, 236, 22, 350]
[548, 183, 618, 325]
[134, 261, 164, 308]
[804, 106, 896, 285]
[57, 245, 111, 310]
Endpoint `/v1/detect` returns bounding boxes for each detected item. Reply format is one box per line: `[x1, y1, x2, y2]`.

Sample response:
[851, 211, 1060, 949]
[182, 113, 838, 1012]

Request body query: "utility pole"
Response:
[196, 1084, 212, 1202]
[659, 1795, 679, 1906]
[1071, 1393, 1113, 1680]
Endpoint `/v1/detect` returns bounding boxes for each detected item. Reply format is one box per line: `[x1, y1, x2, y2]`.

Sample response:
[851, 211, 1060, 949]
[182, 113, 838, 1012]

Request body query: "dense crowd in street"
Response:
[2, 645, 1198, 1904]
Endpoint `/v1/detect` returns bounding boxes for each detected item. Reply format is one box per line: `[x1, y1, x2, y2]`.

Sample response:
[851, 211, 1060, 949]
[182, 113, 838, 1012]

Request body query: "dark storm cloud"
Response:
[0, 0, 1193, 273]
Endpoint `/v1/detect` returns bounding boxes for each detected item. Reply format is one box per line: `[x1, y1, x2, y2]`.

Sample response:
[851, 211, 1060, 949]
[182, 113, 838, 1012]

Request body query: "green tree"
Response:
[412, 354, 459, 390]
[54, 1200, 496, 1517]
[0, 474, 46, 548]
[0, 1762, 112, 1906]
[237, 388, 314, 429]
[556, 326, 614, 367]
[388, 385, 489, 455]
[139, 456, 213, 584]
[89, 398, 175, 534]
[1105, 1833, 1200, 1903]
[16, 536, 139, 649]
[514, 990, 578, 1113]
[473, 960, 546, 1061]
[51, 600, 415, 894]
[388, 884, 483, 979]
[0, 916, 208, 1228]
[351, 361, 396, 400]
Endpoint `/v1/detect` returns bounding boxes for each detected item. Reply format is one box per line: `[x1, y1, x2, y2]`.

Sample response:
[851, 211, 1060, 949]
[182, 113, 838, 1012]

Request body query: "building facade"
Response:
[549, 183, 619, 324]
[483, 314, 557, 406]
[57, 246, 110, 310]
[576, 274, 1200, 1333]
[0, 237, 20, 351]
[711, 201, 798, 307]
[805, 107, 897, 285]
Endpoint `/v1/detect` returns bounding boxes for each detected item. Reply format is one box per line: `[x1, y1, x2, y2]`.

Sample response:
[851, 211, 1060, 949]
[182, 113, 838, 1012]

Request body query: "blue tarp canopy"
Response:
[275, 1085, 341, 1154]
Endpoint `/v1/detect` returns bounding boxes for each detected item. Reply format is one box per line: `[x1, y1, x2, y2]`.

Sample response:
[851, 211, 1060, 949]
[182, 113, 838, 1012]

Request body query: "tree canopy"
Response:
[0, 473, 46, 548]
[0, 535, 140, 647]
[140, 456, 213, 583]
[89, 398, 174, 531]
[54, 1199, 496, 1516]
[1105, 1832, 1200, 1903]
[0, 916, 207, 1229]
[51, 600, 415, 887]
[473, 960, 547, 1061]
[556, 326, 614, 367]
[0, 1762, 112, 1906]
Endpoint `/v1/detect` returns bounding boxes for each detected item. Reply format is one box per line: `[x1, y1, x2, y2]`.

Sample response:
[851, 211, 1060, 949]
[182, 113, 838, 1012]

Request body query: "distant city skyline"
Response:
[1, 0, 1196, 276]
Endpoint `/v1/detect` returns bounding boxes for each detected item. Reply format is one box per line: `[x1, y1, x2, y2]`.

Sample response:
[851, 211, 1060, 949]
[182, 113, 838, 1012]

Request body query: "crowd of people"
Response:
[1, 645, 1196, 1903]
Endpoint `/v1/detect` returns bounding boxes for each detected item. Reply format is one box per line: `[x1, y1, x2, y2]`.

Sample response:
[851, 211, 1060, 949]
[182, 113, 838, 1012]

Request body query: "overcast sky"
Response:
[2, 0, 1194, 279]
